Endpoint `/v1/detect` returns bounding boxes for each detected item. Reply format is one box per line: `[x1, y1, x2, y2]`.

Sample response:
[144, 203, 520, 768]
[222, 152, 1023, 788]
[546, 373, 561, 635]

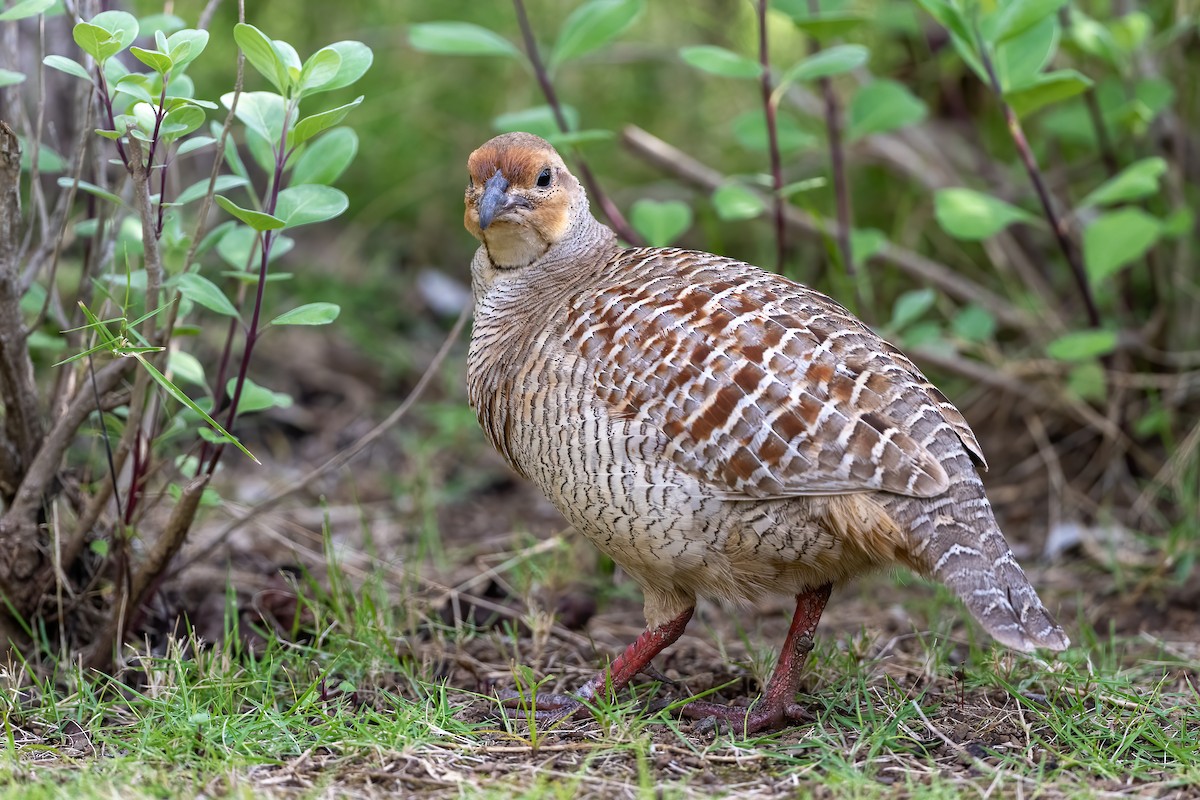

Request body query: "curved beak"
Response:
[478, 169, 510, 230]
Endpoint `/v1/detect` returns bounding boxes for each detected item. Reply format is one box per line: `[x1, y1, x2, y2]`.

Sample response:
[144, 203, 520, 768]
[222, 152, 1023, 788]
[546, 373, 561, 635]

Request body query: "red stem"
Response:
[510, 0, 643, 246]
[758, 0, 787, 270]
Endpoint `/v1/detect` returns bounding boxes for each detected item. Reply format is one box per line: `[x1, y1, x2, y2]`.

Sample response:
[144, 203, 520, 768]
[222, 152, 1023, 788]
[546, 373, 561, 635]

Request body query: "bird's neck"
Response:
[472, 208, 620, 303]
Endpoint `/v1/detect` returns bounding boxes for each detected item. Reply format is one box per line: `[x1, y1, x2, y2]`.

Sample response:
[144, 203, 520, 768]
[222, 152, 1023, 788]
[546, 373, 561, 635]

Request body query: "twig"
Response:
[974, 28, 1100, 327]
[0, 124, 45, 483]
[757, 0, 786, 270]
[805, 0, 854, 281]
[184, 301, 471, 562]
[87, 473, 211, 670]
[621, 125, 1035, 333]
[510, 0, 642, 246]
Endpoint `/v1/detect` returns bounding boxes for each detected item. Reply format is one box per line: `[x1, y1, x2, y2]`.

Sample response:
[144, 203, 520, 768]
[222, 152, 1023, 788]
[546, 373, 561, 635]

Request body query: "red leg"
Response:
[681, 584, 832, 734]
[498, 607, 694, 723]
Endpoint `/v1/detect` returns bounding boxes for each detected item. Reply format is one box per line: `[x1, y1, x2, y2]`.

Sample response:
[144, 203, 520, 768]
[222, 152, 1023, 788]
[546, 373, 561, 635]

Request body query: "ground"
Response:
[2, 324, 1197, 799]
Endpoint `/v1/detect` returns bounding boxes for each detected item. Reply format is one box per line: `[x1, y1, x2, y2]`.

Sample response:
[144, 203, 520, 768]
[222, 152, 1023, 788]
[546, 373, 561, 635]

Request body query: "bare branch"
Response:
[0, 123, 45, 490]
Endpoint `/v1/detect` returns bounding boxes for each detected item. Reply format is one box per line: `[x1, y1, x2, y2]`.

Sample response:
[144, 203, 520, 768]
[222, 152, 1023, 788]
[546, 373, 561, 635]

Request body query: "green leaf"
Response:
[130, 46, 172, 74]
[994, 15, 1059, 92]
[493, 105, 579, 139]
[159, 105, 206, 141]
[551, 0, 643, 69]
[221, 91, 289, 145]
[176, 273, 239, 318]
[273, 185, 348, 229]
[0, 0, 53, 21]
[934, 187, 1038, 240]
[133, 353, 258, 464]
[891, 288, 936, 330]
[291, 127, 357, 186]
[270, 302, 341, 326]
[848, 80, 927, 140]
[298, 46, 341, 96]
[175, 136, 217, 157]
[913, 0, 974, 47]
[951, 305, 997, 342]
[787, 11, 866, 41]
[630, 199, 692, 247]
[1079, 157, 1167, 209]
[731, 110, 814, 154]
[993, 0, 1069, 43]
[43, 55, 92, 81]
[1046, 330, 1117, 361]
[0, 69, 25, 87]
[113, 74, 155, 105]
[166, 29, 209, 72]
[18, 137, 64, 174]
[546, 129, 613, 148]
[214, 195, 285, 231]
[56, 177, 123, 206]
[1005, 69, 1092, 117]
[88, 10, 139, 53]
[233, 23, 288, 93]
[679, 45, 762, 79]
[289, 96, 363, 148]
[408, 22, 520, 58]
[226, 378, 293, 413]
[1161, 207, 1194, 239]
[850, 228, 887, 263]
[73, 22, 123, 62]
[1067, 361, 1107, 402]
[1110, 11, 1152, 52]
[1082, 208, 1161, 283]
[780, 45, 868, 85]
[712, 183, 764, 221]
[172, 175, 248, 207]
[304, 41, 372, 95]
[168, 350, 207, 388]
[217, 226, 294, 269]
[140, 13, 186, 36]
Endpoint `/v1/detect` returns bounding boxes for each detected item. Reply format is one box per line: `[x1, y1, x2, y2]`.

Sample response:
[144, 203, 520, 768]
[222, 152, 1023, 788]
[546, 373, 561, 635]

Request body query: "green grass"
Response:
[1, 547, 1197, 800]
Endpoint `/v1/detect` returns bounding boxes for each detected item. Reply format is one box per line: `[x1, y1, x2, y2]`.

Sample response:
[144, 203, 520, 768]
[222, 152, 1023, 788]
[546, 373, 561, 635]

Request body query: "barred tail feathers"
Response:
[887, 451, 1069, 653]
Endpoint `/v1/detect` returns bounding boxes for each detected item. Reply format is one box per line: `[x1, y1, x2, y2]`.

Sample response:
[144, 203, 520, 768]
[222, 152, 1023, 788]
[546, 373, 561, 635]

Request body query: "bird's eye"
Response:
[536, 168, 552, 188]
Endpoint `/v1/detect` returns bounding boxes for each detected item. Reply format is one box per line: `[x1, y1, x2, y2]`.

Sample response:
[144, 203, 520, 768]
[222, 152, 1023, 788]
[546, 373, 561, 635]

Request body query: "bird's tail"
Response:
[884, 449, 1069, 653]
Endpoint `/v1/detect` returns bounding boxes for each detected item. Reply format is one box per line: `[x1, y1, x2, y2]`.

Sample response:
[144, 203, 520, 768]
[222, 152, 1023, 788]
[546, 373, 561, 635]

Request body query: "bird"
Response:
[462, 131, 1068, 733]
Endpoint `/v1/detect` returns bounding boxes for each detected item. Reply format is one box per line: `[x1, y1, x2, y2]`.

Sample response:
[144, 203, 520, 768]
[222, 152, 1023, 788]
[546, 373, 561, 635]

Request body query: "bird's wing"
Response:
[567, 249, 986, 500]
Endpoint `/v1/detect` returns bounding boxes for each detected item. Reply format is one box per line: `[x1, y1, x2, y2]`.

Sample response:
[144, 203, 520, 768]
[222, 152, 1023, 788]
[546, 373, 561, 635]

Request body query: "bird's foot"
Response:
[679, 698, 814, 736]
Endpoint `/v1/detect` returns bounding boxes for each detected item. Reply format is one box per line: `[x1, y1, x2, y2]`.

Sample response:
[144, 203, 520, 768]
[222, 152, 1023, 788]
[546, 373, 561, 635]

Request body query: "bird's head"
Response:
[464, 132, 580, 269]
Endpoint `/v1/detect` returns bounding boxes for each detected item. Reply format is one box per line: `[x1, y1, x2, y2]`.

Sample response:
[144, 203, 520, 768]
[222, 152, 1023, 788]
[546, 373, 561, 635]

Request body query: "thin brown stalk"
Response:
[806, 0, 854, 280]
[510, 0, 642, 246]
[86, 473, 211, 670]
[975, 31, 1100, 327]
[0, 124, 44, 483]
[757, 0, 786, 270]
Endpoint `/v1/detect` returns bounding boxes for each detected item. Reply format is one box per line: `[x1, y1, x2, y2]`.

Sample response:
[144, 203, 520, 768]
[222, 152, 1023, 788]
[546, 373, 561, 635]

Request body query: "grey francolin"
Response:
[463, 132, 1068, 732]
